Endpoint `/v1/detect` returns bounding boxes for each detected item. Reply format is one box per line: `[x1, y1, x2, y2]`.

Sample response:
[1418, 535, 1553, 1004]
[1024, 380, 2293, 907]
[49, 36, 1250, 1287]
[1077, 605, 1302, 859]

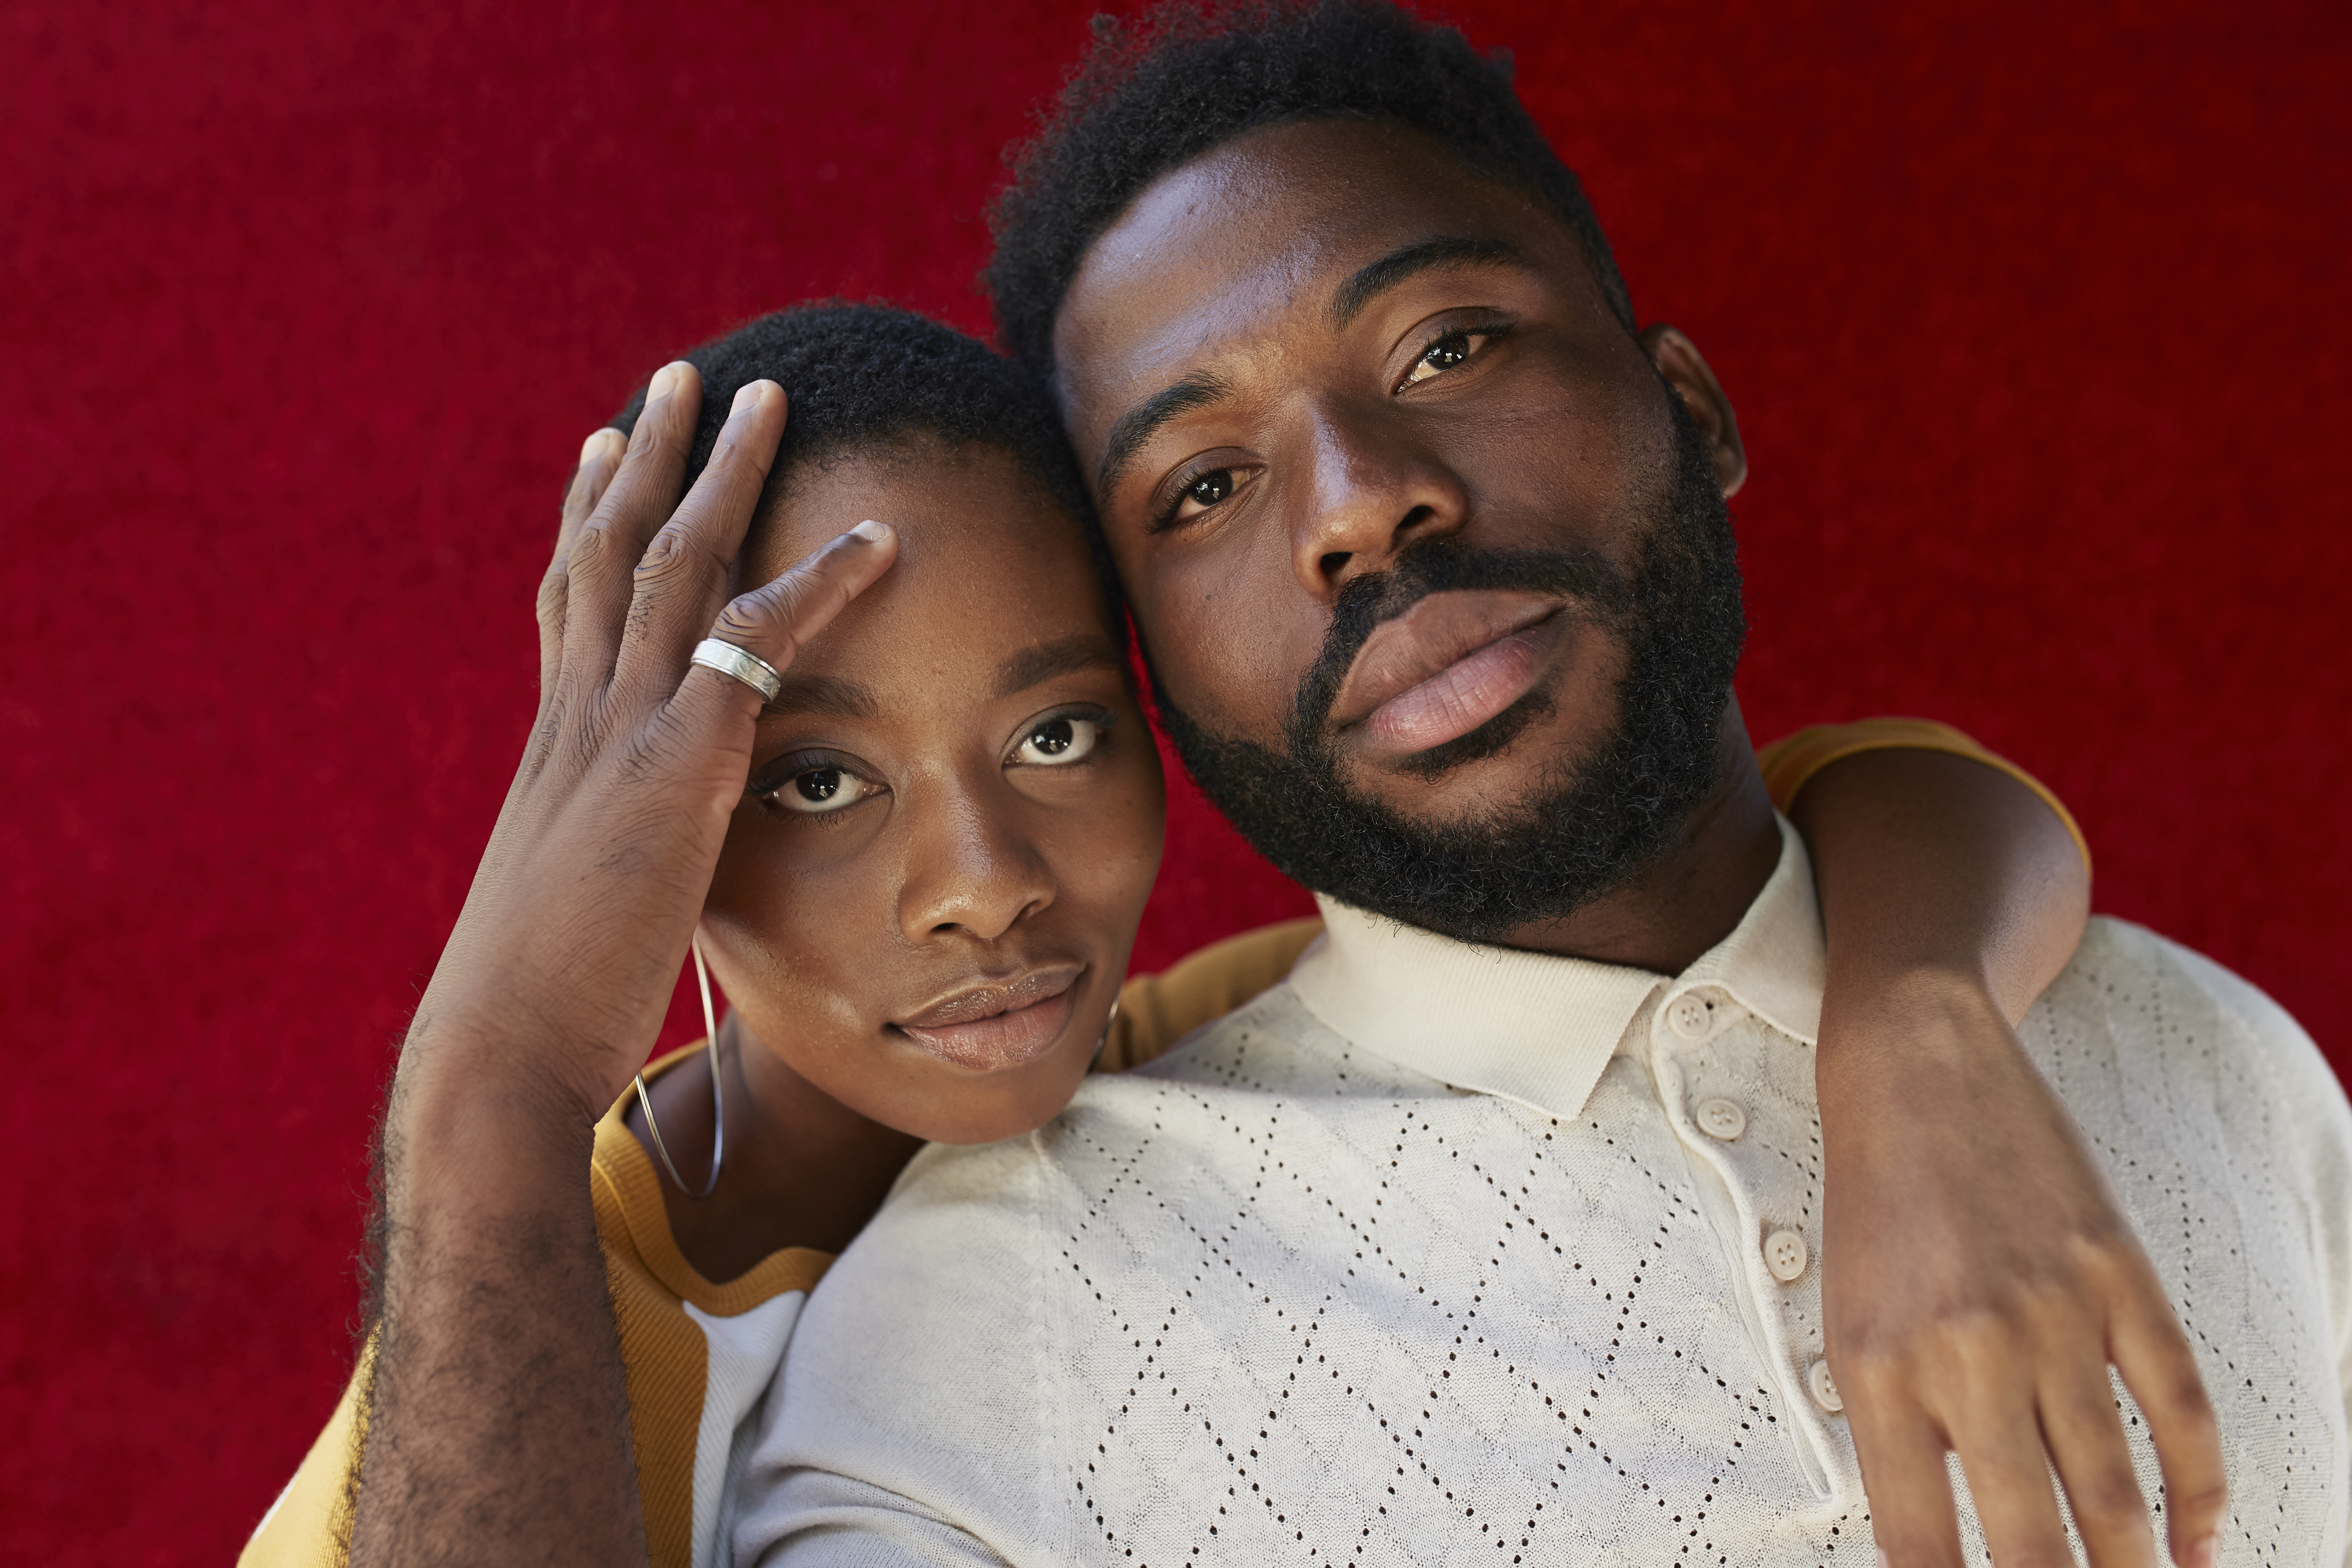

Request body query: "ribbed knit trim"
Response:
[1755, 716, 2091, 876]
[588, 1050, 832, 1568]
[592, 1051, 833, 1316]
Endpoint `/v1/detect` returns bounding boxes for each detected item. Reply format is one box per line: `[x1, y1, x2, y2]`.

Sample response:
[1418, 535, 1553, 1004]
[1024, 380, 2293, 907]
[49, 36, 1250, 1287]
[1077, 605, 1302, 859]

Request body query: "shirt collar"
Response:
[1287, 815, 1825, 1120]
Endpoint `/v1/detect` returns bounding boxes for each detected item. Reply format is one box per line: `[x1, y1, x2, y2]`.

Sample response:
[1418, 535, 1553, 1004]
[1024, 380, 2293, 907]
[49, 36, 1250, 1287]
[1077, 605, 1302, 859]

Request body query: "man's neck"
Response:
[1489, 698, 1782, 975]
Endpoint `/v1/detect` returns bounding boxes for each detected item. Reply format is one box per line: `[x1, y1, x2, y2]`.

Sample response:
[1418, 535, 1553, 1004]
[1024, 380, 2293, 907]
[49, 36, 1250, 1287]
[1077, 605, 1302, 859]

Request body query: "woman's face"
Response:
[700, 440, 1166, 1145]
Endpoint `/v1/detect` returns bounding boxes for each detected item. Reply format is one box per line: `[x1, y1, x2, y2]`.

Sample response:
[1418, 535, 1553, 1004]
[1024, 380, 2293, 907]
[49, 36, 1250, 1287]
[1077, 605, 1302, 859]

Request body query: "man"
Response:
[731, 3, 2352, 1564]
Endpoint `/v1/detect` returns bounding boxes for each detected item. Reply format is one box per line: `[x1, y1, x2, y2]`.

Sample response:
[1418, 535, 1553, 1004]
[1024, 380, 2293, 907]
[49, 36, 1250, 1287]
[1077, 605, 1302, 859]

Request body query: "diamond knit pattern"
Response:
[741, 920, 2351, 1566]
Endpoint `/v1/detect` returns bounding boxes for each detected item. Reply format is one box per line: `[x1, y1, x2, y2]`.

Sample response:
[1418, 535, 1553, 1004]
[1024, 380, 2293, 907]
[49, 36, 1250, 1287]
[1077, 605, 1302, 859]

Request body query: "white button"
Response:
[1808, 1359, 1843, 1413]
[1694, 1098, 1747, 1141]
[1763, 1228, 1810, 1283]
[1666, 993, 1714, 1039]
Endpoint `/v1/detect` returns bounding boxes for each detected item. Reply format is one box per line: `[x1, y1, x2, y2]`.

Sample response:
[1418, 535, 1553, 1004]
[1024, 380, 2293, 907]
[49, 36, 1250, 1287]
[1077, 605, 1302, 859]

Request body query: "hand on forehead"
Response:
[738, 443, 1120, 689]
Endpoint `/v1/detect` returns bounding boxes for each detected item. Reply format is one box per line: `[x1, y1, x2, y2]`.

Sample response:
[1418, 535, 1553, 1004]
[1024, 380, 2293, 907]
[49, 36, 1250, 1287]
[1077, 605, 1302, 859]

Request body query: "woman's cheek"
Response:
[706, 831, 890, 1048]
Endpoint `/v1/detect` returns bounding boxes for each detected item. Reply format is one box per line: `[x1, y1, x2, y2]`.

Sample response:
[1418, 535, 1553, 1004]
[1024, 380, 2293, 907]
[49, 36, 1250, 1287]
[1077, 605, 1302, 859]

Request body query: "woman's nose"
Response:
[895, 793, 1055, 945]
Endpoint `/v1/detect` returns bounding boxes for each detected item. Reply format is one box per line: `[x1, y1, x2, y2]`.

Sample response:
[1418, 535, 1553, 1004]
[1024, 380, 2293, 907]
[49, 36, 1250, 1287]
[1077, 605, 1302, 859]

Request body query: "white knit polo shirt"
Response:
[735, 820, 2352, 1565]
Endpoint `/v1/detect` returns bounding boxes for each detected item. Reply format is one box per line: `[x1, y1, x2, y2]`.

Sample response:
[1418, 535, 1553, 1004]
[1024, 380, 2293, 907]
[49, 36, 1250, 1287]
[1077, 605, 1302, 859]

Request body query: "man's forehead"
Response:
[1053, 120, 1559, 431]
[1054, 135, 1356, 397]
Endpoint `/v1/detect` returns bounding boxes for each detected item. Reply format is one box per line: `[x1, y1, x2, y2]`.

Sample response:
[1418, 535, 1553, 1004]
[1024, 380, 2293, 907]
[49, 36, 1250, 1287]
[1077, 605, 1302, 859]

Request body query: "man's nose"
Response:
[1287, 400, 1470, 602]
[895, 787, 1055, 946]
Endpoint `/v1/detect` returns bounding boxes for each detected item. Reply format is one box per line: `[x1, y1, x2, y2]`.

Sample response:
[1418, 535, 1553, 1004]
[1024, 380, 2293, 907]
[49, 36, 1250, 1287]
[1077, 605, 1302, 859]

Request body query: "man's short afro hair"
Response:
[984, 0, 1635, 383]
[608, 301, 1091, 532]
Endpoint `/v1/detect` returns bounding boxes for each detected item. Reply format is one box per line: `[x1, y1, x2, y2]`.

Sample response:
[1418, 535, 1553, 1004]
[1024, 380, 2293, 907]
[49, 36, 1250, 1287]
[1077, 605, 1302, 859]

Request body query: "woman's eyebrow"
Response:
[1327, 235, 1532, 330]
[763, 674, 880, 719]
[993, 635, 1124, 699]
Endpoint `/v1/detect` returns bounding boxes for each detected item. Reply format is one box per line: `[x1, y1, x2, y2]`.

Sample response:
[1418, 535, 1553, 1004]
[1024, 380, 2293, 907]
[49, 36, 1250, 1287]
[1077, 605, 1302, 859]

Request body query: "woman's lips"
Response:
[893, 967, 1082, 1072]
[1329, 591, 1565, 761]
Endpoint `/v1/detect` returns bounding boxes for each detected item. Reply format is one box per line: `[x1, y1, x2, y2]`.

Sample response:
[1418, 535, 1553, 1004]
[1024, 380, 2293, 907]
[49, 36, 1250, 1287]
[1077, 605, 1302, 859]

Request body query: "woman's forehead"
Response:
[745, 443, 1113, 684]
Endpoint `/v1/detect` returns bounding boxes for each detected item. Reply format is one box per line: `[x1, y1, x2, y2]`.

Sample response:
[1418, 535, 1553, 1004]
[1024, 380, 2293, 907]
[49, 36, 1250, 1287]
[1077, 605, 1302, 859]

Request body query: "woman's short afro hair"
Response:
[984, 0, 1635, 383]
[607, 301, 1092, 533]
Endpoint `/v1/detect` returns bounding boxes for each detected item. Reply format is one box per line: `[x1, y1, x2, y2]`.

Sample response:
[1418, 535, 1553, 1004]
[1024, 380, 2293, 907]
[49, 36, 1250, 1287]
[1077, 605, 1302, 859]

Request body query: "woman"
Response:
[245, 304, 2212, 1568]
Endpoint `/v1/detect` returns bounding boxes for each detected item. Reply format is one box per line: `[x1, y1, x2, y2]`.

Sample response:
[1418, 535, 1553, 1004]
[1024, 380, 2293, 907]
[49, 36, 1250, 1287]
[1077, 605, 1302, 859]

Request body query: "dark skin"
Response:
[351, 365, 2172, 1568]
[351, 374, 1166, 1563]
[1053, 117, 2223, 1568]
[343, 220, 2204, 1565]
[627, 444, 1165, 1278]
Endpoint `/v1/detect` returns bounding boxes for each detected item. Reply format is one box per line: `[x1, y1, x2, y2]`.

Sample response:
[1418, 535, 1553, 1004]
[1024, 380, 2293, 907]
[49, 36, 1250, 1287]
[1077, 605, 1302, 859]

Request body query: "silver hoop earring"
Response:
[1090, 998, 1122, 1069]
[634, 933, 726, 1200]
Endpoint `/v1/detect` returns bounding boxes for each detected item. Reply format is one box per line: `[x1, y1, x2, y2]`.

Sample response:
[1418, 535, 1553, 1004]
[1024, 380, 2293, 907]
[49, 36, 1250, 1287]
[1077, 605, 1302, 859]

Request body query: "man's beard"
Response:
[1155, 392, 1746, 944]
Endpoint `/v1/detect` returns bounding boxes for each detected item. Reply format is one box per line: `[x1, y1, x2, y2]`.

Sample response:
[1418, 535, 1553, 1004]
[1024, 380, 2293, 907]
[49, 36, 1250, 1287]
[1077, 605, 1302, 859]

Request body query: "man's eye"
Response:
[1014, 716, 1104, 767]
[1170, 468, 1237, 522]
[1401, 331, 1483, 386]
[769, 766, 878, 815]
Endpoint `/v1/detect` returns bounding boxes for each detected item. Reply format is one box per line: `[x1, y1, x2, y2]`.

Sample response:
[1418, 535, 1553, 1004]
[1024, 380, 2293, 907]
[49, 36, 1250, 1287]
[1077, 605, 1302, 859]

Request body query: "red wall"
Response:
[3, 1, 2345, 1558]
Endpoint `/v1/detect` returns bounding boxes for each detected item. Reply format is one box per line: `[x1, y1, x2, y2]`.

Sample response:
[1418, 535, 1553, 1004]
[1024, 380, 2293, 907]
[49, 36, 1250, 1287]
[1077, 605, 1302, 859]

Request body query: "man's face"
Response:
[1052, 117, 1751, 940]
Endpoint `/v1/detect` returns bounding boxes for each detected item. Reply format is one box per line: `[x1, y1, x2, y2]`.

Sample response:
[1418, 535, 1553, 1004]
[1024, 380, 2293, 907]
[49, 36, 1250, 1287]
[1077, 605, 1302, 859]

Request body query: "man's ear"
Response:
[1638, 324, 1747, 499]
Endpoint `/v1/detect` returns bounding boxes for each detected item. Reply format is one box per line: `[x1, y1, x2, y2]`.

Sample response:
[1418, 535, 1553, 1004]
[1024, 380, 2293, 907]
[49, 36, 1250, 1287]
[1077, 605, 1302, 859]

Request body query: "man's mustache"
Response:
[1284, 536, 1638, 744]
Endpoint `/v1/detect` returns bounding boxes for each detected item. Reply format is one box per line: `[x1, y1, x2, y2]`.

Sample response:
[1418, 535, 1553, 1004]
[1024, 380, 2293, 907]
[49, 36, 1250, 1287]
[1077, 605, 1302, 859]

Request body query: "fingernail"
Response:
[851, 518, 892, 543]
[1876, 1554, 1890, 1568]
[579, 427, 619, 463]
[2182, 1534, 2220, 1568]
[648, 361, 684, 402]
[729, 381, 762, 417]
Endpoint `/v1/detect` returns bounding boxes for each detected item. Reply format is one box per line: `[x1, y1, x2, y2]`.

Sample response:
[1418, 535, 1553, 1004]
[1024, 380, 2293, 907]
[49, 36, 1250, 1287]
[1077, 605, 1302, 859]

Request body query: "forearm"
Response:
[348, 1041, 646, 1568]
[1792, 747, 2088, 1028]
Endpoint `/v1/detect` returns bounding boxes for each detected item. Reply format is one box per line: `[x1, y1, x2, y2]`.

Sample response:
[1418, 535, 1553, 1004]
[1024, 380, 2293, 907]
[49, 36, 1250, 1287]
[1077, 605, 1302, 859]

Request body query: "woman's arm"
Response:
[1767, 718, 2089, 1021]
[1792, 738, 2224, 1568]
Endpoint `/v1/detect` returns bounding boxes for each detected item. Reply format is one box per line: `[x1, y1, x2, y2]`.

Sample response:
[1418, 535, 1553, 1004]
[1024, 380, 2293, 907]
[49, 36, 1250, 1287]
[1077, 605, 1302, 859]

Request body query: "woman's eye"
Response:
[1401, 330, 1484, 387]
[770, 765, 878, 815]
[1014, 716, 1104, 767]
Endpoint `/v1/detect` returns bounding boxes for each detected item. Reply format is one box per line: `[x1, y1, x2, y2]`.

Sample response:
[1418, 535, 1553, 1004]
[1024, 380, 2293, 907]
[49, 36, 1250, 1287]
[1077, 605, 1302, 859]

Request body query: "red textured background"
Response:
[3, 1, 2346, 1559]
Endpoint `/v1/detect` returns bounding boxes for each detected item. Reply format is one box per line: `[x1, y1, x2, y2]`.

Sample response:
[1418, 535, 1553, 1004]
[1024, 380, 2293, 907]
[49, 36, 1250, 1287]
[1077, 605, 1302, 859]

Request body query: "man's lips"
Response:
[893, 967, 1083, 1072]
[1328, 591, 1564, 759]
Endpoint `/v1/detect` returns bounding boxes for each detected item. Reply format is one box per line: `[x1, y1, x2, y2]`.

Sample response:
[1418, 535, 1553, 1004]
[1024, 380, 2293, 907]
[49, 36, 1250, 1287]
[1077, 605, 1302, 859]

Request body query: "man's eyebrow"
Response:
[1328, 236, 1533, 331]
[762, 674, 879, 719]
[1094, 371, 1233, 499]
[993, 634, 1125, 700]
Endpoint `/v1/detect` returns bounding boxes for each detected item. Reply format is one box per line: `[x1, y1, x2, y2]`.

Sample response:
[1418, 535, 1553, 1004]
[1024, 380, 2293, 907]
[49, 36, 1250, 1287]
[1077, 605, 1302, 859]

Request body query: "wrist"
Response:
[398, 995, 629, 1129]
[386, 1028, 608, 1228]
[1813, 960, 2012, 1103]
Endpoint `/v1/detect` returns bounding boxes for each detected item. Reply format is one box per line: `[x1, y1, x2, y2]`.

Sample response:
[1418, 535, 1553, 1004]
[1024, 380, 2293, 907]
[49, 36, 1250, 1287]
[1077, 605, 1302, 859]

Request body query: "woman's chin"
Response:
[887, 1028, 1104, 1147]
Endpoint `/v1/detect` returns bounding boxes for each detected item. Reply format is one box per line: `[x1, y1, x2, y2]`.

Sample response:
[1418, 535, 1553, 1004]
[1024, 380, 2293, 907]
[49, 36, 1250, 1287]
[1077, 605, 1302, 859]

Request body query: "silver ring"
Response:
[691, 638, 782, 703]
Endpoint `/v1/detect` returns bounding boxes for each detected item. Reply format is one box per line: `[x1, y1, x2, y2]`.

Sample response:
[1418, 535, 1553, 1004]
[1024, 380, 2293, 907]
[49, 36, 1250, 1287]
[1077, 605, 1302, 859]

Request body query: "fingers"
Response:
[558, 427, 627, 559]
[2110, 1282, 2225, 1566]
[558, 360, 701, 688]
[1846, 1380, 1965, 1568]
[1949, 1387, 2080, 1568]
[670, 520, 898, 733]
[1852, 1322, 2210, 1568]
[611, 379, 789, 697]
[538, 426, 628, 694]
[2039, 1357, 2159, 1567]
